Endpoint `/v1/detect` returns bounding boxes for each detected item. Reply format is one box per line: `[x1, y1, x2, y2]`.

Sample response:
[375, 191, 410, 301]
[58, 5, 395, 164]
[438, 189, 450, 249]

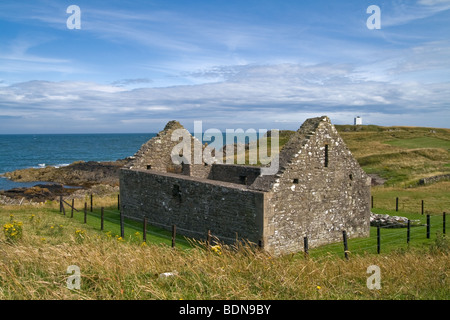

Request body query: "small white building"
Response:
[354, 116, 362, 125]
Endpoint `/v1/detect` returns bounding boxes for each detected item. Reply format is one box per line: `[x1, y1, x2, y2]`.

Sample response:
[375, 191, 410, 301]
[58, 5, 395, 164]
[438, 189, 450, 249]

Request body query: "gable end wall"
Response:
[265, 120, 371, 255]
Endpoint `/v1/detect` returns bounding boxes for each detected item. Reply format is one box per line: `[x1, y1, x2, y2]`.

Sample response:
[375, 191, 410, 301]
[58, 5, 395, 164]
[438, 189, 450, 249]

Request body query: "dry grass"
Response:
[0, 205, 449, 300]
[1, 124, 449, 300]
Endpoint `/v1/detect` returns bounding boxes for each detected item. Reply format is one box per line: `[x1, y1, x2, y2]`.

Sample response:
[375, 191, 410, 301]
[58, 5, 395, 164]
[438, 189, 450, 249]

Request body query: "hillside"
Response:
[334, 125, 450, 187]
[223, 124, 450, 188]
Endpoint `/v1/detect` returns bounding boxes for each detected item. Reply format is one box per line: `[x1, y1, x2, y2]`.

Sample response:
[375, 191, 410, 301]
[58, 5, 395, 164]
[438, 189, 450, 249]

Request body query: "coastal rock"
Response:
[0, 184, 73, 203]
[2, 159, 128, 187]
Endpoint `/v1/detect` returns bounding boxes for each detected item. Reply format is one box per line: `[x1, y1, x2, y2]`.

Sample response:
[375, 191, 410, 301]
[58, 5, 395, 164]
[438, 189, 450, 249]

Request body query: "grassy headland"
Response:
[0, 124, 449, 300]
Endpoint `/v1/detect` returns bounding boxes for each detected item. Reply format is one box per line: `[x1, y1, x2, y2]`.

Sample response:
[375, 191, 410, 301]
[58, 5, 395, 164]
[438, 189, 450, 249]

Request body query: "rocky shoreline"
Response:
[0, 159, 127, 204]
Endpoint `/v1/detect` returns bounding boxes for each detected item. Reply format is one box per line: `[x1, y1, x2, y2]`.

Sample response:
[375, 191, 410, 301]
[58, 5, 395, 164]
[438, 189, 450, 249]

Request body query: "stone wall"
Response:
[120, 168, 266, 244]
[126, 120, 204, 174]
[263, 117, 371, 255]
[419, 174, 450, 185]
[210, 164, 262, 186]
[181, 163, 212, 179]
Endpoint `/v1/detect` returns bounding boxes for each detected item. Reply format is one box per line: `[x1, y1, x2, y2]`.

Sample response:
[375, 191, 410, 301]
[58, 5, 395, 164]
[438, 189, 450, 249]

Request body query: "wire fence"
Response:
[59, 194, 448, 258]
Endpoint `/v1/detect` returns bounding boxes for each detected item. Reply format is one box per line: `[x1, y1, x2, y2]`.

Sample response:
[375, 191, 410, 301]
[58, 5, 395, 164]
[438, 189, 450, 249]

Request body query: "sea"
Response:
[0, 133, 156, 191]
[0, 131, 264, 191]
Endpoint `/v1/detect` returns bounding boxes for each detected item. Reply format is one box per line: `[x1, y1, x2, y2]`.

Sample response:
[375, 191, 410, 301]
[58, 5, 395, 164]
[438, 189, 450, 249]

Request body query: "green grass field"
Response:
[385, 136, 450, 150]
[1, 201, 448, 300]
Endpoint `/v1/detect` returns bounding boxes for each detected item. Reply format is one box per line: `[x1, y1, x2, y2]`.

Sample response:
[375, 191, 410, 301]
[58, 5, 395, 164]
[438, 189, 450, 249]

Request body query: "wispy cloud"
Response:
[382, 0, 450, 27]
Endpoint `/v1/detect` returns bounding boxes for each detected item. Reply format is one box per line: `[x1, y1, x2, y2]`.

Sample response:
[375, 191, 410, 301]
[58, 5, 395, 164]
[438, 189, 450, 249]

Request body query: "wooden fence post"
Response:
[120, 212, 124, 238]
[143, 217, 147, 242]
[426, 215, 430, 239]
[303, 236, 309, 258]
[117, 194, 120, 211]
[59, 195, 63, 213]
[396, 197, 399, 212]
[61, 200, 66, 216]
[343, 230, 349, 260]
[100, 207, 104, 231]
[377, 226, 381, 254]
[84, 202, 87, 224]
[371, 195, 374, 209]
[421, 200, 424, 215]
[207, 230, 212, 247]
[407, 219, 411, 244]
[90, 194, 93, 212]
[443, 212, 446, 235]
[172, 225, 176, 248]
[71, 199, 74, 218]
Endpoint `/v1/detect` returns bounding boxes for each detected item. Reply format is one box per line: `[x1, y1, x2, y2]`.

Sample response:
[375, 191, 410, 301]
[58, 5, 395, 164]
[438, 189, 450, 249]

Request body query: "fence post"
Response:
[84, 202, 87, 224]
[100, 207, 104, 231]
[59, 195, 63, 213]
[71, 199, 74, 218]
[207, 230, 212, 248]
[426, 214, 430, 239]
[120, 212, 125, 238]
[371, 195, 373, 209]
[377, 226, 381, 254]
[90, 194, 93, 212]
[61, 200, 66, 216]
[421, 200, 424, 215]
[118, 194, 120, 211]
[407, 219, 410, 244]
[443, 212, 446, 235]
[172, 225, 176, 248]
[343, 230, 349, 260]
[143, 217, 147, 242]
[396, 197, 399, 212]
[303, 236, 309, 258]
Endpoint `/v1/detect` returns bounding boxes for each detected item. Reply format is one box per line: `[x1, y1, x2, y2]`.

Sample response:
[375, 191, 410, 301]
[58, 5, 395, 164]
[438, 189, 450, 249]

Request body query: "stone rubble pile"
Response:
[370, 213, 422, 228]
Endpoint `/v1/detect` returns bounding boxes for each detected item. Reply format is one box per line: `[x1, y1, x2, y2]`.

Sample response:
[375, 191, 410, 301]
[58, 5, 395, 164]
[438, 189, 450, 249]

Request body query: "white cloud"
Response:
[1, 61, 449, 133]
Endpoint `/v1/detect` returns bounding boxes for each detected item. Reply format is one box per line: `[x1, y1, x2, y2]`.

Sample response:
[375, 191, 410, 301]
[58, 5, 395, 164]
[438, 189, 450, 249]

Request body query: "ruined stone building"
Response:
[120, 116, 371, 256]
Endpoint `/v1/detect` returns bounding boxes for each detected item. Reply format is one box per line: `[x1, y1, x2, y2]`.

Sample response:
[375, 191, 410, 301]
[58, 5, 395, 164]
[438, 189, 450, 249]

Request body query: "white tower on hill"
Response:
[354, 116, 362, 125]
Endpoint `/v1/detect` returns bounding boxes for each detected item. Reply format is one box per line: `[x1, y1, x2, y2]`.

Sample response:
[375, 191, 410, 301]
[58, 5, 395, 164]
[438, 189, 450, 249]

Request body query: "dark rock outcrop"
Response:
[0, 184, 75, 203]
[2, 159, 128, 188]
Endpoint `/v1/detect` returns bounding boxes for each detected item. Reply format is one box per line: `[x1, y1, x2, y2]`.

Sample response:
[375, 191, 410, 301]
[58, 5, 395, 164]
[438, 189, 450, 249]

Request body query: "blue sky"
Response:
[0, 0, 449, 133]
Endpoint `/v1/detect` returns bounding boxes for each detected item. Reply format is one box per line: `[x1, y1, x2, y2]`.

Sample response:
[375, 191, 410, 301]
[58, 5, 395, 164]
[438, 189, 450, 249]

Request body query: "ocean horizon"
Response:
[0, 133, 157, 191]
[0, 132, 262, 191]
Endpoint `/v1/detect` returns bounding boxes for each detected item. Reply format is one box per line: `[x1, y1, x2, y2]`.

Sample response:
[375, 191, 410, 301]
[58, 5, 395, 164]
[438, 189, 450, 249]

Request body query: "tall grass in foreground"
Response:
[0, 205, 449, 300]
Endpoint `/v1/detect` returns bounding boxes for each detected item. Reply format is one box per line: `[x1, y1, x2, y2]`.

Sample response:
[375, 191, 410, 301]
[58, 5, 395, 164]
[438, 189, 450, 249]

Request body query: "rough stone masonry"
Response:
[120, 116, 371, 256]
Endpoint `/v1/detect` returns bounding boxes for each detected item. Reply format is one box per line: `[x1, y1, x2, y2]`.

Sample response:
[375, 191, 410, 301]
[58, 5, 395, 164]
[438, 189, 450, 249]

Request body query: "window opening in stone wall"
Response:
[146, 164, 152, 170]
[349, 174, 353, 180]
[324, 144, 329, 167]
[293, 178, 299, 184]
